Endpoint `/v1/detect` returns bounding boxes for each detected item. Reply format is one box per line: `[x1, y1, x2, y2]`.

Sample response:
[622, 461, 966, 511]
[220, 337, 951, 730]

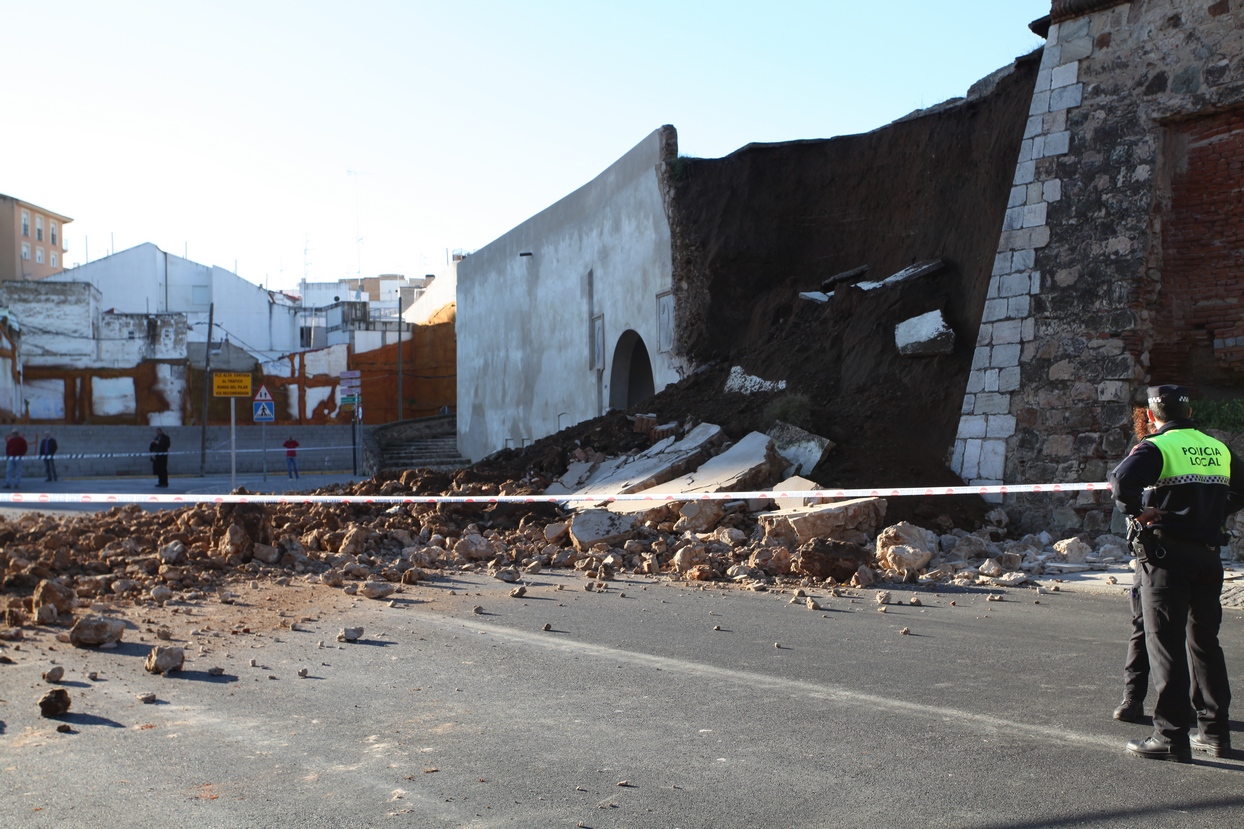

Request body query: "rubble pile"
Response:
[0, 439, 1186, 648]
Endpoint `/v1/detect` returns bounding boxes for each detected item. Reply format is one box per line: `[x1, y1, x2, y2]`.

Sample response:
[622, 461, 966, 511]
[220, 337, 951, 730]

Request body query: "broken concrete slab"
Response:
[895, 309, 955, 356]
[610, 431, 783, 515]
[820, 264, 870, 292]
[857, 259, 944, 291]
[767, 421, 835, 477]
[546, 459, 599, 493]
[768, 476, 826, 511]
[568, 509, 639, 551]
[759, 497, 887, 548]
[546, 422, 725, 499]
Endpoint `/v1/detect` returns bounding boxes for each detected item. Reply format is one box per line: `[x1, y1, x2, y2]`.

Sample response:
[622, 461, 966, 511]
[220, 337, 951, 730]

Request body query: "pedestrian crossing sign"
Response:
[253, 401, 275, 422]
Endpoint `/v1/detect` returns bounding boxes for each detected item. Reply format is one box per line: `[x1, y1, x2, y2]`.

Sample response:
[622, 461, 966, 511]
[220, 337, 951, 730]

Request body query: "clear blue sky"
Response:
[1, 0, 1050, 292]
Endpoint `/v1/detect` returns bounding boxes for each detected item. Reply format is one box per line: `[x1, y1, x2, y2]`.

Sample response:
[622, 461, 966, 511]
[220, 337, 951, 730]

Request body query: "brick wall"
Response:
[1151, 109, 1244, 378]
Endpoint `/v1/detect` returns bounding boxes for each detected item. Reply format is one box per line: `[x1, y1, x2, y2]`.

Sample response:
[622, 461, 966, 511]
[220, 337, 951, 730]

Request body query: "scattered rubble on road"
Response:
[3, 410, 1242, 734]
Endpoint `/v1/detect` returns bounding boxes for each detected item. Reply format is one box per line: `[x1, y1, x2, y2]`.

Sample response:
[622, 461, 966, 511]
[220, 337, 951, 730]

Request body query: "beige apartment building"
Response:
[0, 193, 72, 281]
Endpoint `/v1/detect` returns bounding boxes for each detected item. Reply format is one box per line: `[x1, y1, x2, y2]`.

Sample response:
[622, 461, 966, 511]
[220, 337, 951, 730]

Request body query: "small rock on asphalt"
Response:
[145, 646, 185, 674]
[137, 692, 157, 704]
[38, 688, 71, 717]
[359, 581, 396, 600]
[42, 665, 65, 683]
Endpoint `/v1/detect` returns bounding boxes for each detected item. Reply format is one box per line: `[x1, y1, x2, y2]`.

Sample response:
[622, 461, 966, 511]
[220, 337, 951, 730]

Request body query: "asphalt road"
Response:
[3, 572, 1244, 828]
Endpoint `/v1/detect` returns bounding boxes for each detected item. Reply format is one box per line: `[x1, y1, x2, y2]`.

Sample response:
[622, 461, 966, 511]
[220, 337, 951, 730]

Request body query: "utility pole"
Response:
[199, 303, 214, 476]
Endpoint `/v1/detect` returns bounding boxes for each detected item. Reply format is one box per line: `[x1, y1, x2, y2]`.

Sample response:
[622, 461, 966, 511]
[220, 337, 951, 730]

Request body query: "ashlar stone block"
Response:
[1049, 85, 1083, 112]
[993, 251, 1013, 275]
[986, 414, 1017, 440]
[982, 298, 1009, 323]
[1000, 273, 1032, 298]
[961, 438, 982, 478]
[993, 319, 1023, 345]
[972, 346, 991, 370]
[974, 393, 1011, 416]
[979, 439, 1007, 480]
[957, 415, 987, 439]
[992, 344, 1022, 368]
[1013, 160, 1037, 186]
[1042, 130, 1072, 157]
[998, 366, 1022, 393]
[1050, 61, 1079, 89]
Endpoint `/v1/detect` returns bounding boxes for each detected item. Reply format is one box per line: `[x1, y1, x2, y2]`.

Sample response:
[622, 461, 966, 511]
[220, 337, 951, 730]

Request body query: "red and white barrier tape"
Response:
[0, 482, 1113, 507]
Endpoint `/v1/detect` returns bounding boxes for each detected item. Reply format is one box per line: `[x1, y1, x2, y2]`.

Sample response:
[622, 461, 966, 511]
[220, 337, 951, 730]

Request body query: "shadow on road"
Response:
[167, 670, 238, 683]
[984, 795, 1244, 828]
[56, 712, 125, 729]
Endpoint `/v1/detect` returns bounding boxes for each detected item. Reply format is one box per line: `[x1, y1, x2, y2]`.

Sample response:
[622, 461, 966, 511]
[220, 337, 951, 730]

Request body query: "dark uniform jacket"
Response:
[1111, 418, 1244, 545]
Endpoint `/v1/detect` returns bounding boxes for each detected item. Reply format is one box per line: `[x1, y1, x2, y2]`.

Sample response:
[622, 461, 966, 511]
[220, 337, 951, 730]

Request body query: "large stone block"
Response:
[568, 510, 638, 551]
[766, 423, 834, 478]
[758, 497, 886, 548]
[895, 310, 955, 356]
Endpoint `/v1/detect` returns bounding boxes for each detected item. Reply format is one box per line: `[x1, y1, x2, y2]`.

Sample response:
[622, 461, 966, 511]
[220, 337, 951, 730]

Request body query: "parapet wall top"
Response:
[1050, 0, 1131, 24]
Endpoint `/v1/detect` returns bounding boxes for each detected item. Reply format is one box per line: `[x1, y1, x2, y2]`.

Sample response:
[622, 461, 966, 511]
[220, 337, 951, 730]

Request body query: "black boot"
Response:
[1113, 699, 1145, 722]
[1126, 736, 1191, 763]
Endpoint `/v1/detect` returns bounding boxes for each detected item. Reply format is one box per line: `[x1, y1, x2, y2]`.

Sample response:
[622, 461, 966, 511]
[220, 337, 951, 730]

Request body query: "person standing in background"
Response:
[4, 429, 28, 490]
[39, 432, 58, 482]
[150, 427, 171, 488]
[283, 436, 300, 479]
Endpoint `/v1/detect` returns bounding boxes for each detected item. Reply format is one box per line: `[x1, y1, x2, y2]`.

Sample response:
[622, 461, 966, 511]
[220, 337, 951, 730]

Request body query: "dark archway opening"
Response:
[609, 330, 655, 410]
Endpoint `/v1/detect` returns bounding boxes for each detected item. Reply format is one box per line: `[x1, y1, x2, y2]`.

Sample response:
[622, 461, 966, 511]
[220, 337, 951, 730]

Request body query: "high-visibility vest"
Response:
[1145, 429, 1231, 488]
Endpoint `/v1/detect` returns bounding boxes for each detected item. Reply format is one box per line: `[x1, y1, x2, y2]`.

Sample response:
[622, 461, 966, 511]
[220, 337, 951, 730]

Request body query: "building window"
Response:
[21, 243, 30, 260]
[36, 216, 43, 242]
[21, 211, 29, 237]
[36, 247, 44, 264]
[50, 222, 58, 246]
[51, 253, 58, 268]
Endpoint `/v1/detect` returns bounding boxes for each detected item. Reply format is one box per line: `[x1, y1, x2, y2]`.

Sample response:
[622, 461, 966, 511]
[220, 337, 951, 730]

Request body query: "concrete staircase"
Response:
[371, 414, 470, 473]
[381, 434, 469, 471]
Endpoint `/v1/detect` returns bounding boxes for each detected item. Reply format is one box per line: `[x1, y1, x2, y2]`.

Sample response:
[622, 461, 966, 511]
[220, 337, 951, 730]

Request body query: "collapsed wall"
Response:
[664, 51, 1041, 506]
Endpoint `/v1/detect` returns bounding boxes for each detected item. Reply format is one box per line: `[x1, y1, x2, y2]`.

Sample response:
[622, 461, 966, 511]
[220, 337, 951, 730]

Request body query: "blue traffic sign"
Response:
[253, 401, 275, 422]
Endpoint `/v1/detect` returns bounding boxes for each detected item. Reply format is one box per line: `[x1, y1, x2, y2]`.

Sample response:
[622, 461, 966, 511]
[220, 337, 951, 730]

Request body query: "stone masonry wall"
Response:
[952, 0, 1244, 536]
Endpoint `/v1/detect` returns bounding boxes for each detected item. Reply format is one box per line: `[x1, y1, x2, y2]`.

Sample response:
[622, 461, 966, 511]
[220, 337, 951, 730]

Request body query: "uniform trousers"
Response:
[1139, 531, 1231, 744]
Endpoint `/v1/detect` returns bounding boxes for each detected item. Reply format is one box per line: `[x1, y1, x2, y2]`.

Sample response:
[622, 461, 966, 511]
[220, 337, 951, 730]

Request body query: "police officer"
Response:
[1110, 385, 1244, 761]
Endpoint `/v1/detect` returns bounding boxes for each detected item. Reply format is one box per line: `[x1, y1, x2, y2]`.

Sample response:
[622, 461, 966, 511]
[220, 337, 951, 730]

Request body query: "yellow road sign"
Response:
[213, 372, 253, 397]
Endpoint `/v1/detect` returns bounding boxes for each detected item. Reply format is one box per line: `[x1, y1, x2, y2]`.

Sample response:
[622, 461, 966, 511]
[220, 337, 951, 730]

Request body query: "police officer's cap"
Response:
[1147, 384, 1191, 408]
